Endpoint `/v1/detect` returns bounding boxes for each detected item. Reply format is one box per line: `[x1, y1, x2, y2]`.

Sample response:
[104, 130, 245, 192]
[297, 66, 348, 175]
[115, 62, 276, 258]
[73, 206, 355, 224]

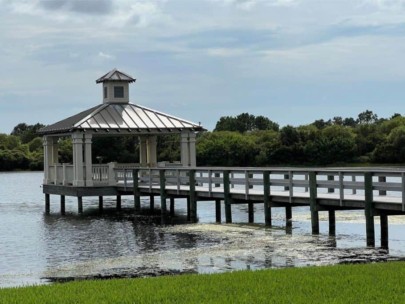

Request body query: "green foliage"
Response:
[197, 131, 256, 166]
[0, 262, 404, 303]
[92, 136, 139, 163]
[2, 110, 405, 171]
[215, 113, 279, 133]
[0, 128, 44, 171]
[11, 123, 45, 144]
[157, 135, 180, 163]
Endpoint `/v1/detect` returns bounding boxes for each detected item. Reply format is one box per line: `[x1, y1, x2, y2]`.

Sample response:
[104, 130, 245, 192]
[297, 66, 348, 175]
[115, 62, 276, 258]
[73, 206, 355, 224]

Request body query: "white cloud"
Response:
[210, 0, 298, 10]
[206, 47, 246, 57]
[4, 0, 168, 29]
[365, 0, 405, 10]
[98, 51, 115, 60]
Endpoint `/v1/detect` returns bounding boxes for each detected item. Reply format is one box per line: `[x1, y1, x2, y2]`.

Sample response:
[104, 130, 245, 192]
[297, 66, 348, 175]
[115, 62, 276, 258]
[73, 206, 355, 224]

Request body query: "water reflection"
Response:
[2, 172, 405, 287]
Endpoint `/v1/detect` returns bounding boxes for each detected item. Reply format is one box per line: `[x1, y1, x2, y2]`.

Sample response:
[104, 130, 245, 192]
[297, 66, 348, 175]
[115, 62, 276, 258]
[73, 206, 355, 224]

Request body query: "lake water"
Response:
[1, 171, 405, 288]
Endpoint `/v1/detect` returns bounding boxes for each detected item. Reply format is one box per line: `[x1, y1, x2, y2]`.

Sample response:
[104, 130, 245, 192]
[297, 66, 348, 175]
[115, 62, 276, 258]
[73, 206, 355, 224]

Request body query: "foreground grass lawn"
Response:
[1, 262, 404, 303]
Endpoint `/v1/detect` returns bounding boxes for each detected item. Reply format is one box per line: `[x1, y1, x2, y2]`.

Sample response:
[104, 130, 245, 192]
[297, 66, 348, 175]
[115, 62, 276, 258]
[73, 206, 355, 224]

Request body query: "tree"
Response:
[343, 117, 357, 127]
[312, 119, 331, 129]
[11, 123, 45, 144]
[357, 110, 378, 125]
[254, 116, 279, 131]
[214, 113, 278, 133]
[197, 131, 256, 166]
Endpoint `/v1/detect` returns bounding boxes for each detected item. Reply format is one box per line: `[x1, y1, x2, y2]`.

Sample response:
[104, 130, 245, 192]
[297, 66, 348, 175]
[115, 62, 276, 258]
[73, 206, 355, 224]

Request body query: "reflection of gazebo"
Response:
[39, 69, 204, 187]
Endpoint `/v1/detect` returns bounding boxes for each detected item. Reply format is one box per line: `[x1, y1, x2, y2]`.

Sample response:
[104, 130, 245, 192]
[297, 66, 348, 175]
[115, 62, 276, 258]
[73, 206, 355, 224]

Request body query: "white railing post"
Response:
[401, 172, 405, 211]
[339, 172, 344, 206]
[62, 163, 67, 185]
[108, 162, 117, 186]
[245, 170, 249, 200]
[289, 171, 293, 204]
[54, 165, 58, 185]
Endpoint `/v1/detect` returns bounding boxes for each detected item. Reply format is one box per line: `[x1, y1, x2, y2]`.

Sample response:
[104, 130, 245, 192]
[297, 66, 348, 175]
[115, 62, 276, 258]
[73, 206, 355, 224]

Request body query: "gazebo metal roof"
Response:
[38, 103, 204, 135]
[96, 69, 135, 83]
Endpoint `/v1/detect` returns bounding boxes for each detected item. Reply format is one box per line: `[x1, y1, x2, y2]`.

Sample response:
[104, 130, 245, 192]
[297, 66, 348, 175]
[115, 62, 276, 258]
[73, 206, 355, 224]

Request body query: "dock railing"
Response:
[116, 167, 405, 211]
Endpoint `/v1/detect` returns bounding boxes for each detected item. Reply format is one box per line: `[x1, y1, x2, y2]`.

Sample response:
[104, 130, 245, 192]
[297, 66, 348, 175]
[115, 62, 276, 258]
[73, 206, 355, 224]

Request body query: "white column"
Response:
[42, 136, 53, 184]
[84, 134, 93, 187]
[51, 137, 59, 165]
[181, 131, 189, 167]
[139, 136, 147, 167]
[108, 162, 117, 185]
[72, 132, 85, 187]
[147, 136, 157, 167]
[189, 132, 196, 167]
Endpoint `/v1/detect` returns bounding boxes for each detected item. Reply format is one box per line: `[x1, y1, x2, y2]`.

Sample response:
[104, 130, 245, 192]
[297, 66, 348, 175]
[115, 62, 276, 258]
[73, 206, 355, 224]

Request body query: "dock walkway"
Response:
[44, 166, 405, 248]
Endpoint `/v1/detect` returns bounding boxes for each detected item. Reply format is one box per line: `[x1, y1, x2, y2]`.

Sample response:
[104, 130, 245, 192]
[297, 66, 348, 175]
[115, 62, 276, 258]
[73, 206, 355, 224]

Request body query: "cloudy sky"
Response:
[0, 0, 405, 133]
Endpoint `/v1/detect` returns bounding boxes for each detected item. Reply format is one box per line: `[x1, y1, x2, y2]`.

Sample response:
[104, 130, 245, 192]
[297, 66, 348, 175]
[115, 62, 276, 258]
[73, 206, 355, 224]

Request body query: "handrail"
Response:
[112, 167, 405, 211]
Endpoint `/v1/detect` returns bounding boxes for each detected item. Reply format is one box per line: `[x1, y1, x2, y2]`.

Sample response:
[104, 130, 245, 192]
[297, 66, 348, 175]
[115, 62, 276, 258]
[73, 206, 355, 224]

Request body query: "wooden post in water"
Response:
[98, 196, 103, 213]
[248, 202, 254, 223]
[45, 194, 50, 214]
[116, 195, 121, 211]
[78, 196, 83, 214]
[60, 195, 65, 215]
[150, 195, 155, 212]
[263, 171, 271, 226]
[328, 209, 336, 236]
[380, 213, 389, 249]
[133, 169, 141, 213]
[189, 169, 197, 223]
[364, 172, 375, 247]
[215, 199, 221, 223]
[285, 206, 292, 227]
[186, 197, 191, 221]
[224, 170, 232, 223]
[159, 170, 167, 223]
[309, 171, 319, 234]
[170, 197, 175, 217]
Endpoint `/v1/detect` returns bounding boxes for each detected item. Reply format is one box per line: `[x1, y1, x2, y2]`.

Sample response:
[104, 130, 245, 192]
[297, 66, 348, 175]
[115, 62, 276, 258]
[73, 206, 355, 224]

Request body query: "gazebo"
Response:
[39, 69, 204, 188]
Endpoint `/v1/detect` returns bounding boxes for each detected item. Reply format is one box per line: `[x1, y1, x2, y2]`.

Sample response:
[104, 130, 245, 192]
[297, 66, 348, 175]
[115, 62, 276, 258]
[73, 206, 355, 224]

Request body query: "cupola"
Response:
[96, 69, 136, 104]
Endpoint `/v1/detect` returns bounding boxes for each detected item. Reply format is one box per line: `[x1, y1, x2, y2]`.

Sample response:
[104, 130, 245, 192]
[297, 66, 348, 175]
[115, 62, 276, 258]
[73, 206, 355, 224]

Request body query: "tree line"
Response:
[1, 110, 404, 171]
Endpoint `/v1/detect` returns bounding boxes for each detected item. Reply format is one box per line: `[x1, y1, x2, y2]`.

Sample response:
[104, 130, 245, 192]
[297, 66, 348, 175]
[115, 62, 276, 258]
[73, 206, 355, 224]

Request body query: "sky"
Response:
[1, 0, 405, 133]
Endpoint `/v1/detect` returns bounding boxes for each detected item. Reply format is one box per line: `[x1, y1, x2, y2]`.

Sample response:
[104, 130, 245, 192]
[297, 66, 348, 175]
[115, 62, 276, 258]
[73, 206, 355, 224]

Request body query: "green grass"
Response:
[1, 262, 404, 303]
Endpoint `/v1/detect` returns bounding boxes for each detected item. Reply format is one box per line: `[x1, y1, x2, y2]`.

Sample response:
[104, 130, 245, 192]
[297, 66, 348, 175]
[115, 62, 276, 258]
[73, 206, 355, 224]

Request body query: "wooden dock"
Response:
[43, 166, 405, 248]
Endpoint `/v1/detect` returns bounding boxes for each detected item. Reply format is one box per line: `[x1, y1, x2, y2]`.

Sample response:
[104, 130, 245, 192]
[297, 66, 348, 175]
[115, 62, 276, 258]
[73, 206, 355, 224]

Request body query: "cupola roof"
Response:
[96, 68, 136, 83]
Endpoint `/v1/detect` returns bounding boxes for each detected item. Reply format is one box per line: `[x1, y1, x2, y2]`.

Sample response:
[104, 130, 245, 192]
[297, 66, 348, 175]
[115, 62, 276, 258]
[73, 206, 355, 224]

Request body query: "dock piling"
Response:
[78, 197, 83, 214]
[45, 194, 50, 214]
[170, 198, 175, 217]
[309, 171, 319, 234]
[133, 169, 141, 213]
[285, 206, 292, 226]
[116, 195, 121, 211]
[263, 171, 272, 226]
[186, 197, 191, 221]
[364, 172, 375, 247]
[248, 202, 254, 223]
[189, 169, 197, 223]
[159, 170, 167, 223]
[60, 195, 65, 215]
[380, 213, 389, 249]
[98, 196, 103, 213]
[224, 170, 232, 223]
[150, 195, 155, 212]
[328, 209, 336, 236]
[215, 199, 221, 223]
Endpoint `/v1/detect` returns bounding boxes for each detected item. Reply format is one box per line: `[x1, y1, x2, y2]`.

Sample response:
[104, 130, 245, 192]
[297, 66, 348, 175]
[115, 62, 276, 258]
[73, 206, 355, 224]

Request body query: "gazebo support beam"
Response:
[84, 134, 93, 187]
[72, 132, 85, 187]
